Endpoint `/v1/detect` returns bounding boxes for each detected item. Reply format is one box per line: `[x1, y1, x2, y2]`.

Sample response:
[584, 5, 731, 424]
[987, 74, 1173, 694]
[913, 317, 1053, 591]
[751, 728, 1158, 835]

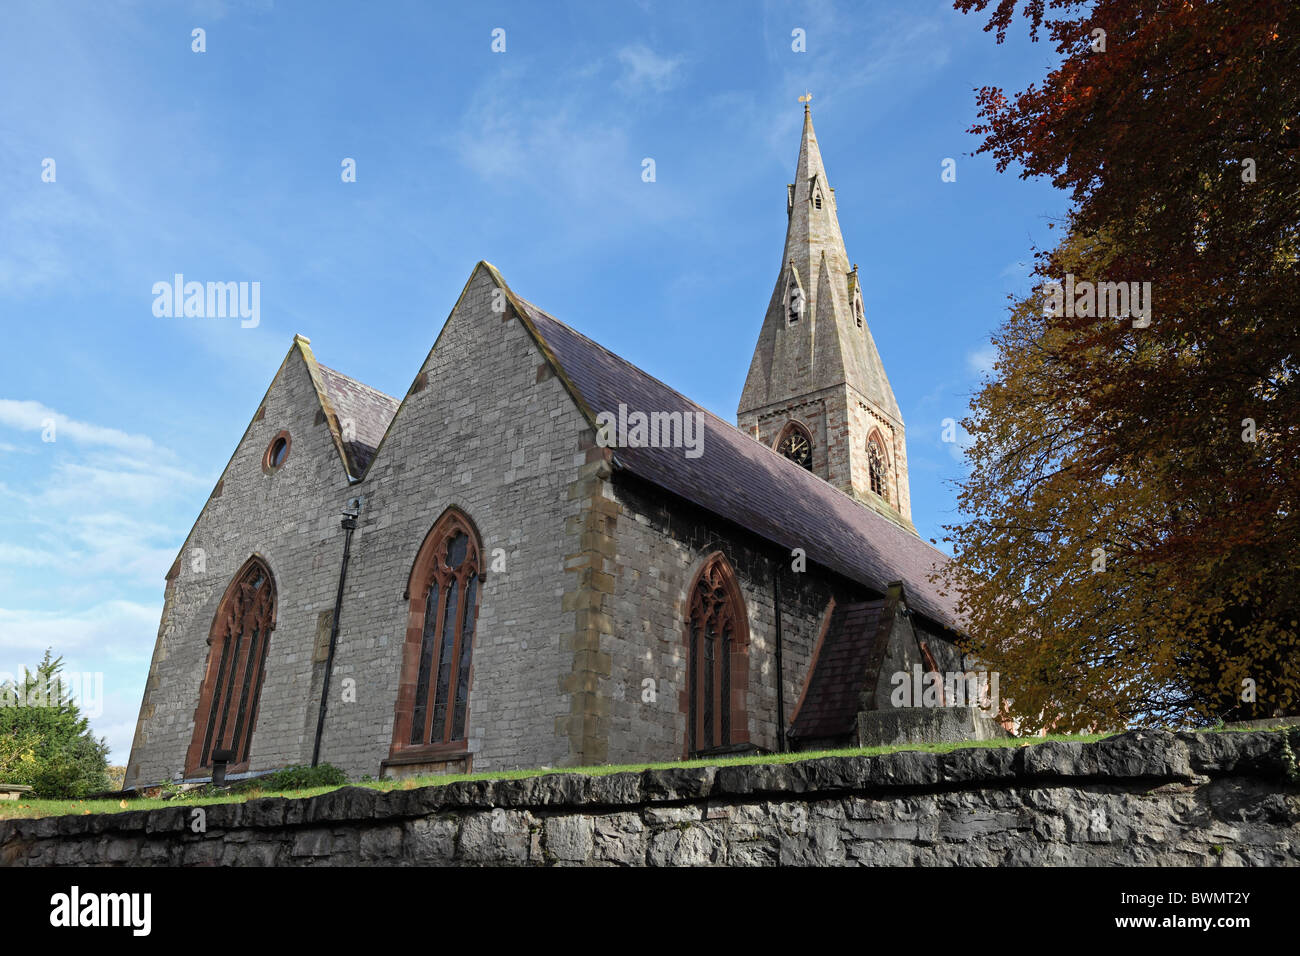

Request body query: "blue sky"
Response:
[0, 0, 1068, 763]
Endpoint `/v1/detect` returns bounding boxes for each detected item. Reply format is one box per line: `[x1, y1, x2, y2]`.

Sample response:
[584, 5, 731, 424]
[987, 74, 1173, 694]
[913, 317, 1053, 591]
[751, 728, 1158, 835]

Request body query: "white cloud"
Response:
[0, 625, 156, 764]
[0, 405, 194, 767]
[0, 404, 209, 593]
[0, 542, 61, 566]
[0, 600, 160, 659]
[946, 429, 974, 463]
[454, 80, 691, 231]
[616, 45, 684, 94]
[0, 399, 158, 454]
[967, 346, 997, 378]
[24, 458, 202, 511]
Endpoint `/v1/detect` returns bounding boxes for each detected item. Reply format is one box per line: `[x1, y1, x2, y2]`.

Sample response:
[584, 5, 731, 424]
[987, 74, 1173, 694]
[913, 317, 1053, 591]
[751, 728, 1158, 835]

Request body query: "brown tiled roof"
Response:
[510, 292, 961, 633]
[316, 363, 400, 476]
[788, 600, 887, 740]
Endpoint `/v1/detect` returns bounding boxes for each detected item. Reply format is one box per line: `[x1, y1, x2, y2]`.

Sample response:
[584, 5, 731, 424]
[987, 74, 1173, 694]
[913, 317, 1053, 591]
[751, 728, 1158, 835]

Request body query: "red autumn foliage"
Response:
[942, 0, 1300, 727]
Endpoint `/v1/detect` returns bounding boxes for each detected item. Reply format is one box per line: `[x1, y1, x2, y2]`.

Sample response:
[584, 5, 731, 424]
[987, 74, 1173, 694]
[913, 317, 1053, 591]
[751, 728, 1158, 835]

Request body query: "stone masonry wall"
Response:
[127, 265, 604, 787]
[10, 731, 1298, 866]
[737, 382, 912, 531]
[738, 384, 838, 486]
[125, 261, 963, 789]
[845, 382, 911, 526]
[312, 266, 594, 776]
[605, 474, 845, 762]
[126, 346, 357, 790]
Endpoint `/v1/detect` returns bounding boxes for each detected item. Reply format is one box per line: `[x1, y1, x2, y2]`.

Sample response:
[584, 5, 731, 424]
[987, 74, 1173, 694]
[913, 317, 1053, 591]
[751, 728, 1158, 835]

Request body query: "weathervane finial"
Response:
[799, 90, 813, 112]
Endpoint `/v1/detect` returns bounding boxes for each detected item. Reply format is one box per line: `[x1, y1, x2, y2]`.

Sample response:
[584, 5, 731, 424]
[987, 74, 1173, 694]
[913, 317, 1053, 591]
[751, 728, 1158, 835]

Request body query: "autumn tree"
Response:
[942, 0, 1300, 729]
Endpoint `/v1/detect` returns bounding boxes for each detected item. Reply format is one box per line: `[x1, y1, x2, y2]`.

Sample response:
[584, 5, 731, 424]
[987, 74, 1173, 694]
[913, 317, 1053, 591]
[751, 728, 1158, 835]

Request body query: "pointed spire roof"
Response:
[739, 102, 902, 425]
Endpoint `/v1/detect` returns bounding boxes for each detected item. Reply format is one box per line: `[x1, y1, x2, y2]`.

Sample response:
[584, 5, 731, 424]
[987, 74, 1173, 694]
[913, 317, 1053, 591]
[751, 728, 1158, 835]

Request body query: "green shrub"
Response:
[0, 651, 110, 798]
[258, 764, 348, 791]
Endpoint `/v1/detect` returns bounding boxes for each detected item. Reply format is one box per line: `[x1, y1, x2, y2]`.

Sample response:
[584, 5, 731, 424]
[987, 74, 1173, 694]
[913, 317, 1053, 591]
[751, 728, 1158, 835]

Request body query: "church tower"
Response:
[738, 99, 914, 532]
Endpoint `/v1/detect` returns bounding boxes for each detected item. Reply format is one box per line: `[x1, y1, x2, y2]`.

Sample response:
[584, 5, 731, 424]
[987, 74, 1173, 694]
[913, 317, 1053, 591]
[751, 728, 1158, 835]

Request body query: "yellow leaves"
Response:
[945, 229, 1300, 726]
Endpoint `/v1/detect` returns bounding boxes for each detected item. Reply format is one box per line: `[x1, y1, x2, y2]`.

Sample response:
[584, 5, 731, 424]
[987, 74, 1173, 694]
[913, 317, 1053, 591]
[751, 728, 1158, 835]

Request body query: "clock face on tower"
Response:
[777, 427, 813, 470]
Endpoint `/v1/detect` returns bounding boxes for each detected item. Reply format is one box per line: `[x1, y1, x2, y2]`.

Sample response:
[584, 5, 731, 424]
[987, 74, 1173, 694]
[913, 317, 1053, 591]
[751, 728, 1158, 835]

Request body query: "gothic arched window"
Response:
[776, 421, 813, 471]
[186, 556, 277, 775]
[391, 508, 482, 758]
[868, 435, 888, 500]
[684, 553, 750, 756]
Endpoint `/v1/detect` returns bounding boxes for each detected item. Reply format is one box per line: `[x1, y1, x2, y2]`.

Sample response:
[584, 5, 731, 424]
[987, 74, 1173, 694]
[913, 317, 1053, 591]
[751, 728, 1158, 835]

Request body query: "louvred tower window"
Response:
[868, 435, 888, 500]
[391, 508, 482, 760]
[684, 552, 750, 757]
[186, 556, 277, 776]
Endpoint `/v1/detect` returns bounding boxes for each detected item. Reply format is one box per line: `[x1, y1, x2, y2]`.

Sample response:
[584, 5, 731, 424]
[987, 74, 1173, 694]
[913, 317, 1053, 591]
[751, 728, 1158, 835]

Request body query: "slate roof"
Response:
[316, 363, 401, 476]
[787, 600, 887, 740]
[507, 286, 962, 634]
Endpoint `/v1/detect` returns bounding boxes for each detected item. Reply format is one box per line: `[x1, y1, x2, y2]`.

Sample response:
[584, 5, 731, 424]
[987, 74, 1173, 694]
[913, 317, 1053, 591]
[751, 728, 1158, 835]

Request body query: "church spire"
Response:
[790, 94, 841, 260]
[737, 99, 914, 531]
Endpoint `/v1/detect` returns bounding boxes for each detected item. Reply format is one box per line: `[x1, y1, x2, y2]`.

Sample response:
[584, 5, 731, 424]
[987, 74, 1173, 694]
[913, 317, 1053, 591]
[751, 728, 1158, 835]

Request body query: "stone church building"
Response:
[125, 107, 985, 790]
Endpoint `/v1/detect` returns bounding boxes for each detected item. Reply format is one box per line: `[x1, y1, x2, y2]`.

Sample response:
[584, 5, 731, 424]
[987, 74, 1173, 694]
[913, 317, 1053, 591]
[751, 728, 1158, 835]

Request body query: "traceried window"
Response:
[868, 436, 888, 500]
[776, 422, 813, 471]
[391, 509, 482, 756]
[186, 556, 277, 775]
[685, 553, 750, 756]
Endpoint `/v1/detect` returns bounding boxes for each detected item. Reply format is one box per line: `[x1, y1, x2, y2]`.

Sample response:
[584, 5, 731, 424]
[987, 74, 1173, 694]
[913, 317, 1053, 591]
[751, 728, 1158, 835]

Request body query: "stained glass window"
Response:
[406, 512, 481, 747]
[686, 553, 747, 755]
[189, 556, 276, 773]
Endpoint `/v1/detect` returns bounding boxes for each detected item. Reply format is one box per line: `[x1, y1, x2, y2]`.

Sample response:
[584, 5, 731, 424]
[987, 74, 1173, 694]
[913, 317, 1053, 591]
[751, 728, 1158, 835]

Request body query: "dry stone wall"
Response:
[8, 731, 1299, 867]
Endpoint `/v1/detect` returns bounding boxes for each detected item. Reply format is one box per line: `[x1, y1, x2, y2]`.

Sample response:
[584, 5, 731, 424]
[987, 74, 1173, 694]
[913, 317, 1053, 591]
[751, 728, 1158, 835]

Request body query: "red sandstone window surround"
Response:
[389, 508, 483, 762]
[775, 420, 814, 471]
[262, 430, 291, 474]
[682, 552, 750, 757]
[185, 555, 277, 777]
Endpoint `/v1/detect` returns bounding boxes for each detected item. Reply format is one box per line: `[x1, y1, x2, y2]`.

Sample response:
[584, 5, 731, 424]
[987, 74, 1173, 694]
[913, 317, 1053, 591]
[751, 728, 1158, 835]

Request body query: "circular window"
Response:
[263, 431, 291, 474]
